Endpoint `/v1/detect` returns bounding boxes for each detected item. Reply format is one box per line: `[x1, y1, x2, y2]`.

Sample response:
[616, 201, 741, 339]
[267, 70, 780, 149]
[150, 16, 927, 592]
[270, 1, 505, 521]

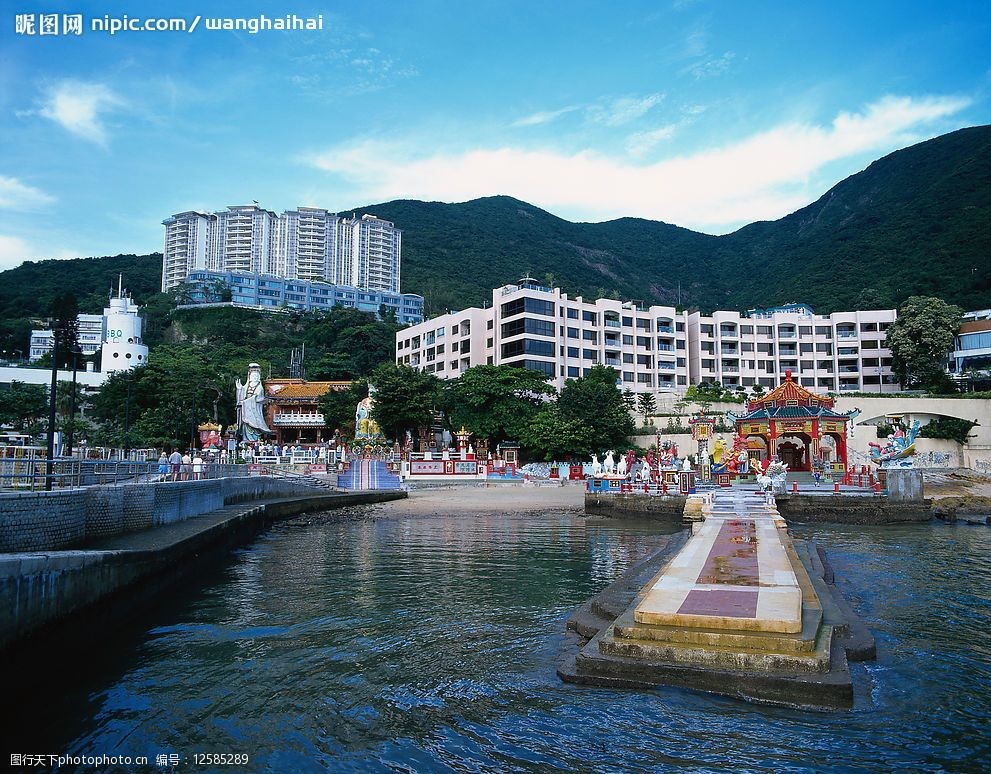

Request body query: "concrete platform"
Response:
[559, 489, 876, 710]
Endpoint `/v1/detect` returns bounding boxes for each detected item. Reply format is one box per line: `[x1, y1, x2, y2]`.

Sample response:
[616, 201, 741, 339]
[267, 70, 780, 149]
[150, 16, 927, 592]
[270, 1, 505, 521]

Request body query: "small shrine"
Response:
[263, 378, 352, 445]
[728, 370, 859, 474]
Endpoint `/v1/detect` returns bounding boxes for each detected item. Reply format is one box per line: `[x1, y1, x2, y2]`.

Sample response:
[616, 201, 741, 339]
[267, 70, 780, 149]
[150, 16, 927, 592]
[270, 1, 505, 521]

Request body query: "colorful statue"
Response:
[355, 387, 384, 441]
[624, 449, 637, 475]
[868, 420, 921, 467]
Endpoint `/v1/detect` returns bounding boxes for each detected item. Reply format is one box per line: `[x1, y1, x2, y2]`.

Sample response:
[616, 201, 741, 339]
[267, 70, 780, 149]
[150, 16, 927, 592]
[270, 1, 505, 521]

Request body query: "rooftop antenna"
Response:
[118, 274, 123, 299]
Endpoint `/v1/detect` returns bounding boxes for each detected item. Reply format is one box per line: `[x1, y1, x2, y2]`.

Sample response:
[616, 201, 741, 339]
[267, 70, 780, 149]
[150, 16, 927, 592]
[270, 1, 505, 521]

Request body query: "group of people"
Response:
[156, 450, 207, 481]
[240, 442, 329, 461]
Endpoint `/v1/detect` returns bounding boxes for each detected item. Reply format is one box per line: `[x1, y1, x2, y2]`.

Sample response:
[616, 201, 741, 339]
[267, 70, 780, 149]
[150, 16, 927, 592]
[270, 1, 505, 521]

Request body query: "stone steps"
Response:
[593, 620, 834, 674]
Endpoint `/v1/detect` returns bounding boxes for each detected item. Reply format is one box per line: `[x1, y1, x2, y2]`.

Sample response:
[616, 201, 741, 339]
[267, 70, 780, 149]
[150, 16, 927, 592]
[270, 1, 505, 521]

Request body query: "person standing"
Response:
[157, 452, 169, 481]
[169, 449, 182, 481]
[192, 452, 204, 480]
[181, 451, 193, 481]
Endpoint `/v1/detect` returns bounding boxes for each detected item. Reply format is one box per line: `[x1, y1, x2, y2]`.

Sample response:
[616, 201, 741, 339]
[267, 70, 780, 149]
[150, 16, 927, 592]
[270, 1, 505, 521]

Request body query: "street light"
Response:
[123, 375, 134, 460]
[45, 334, 60, 490]
[65, 346, 83, 457]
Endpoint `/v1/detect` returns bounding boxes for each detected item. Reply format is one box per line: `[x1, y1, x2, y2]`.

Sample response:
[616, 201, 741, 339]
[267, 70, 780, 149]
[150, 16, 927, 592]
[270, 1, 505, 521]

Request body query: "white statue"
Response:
[590, 454, 602, 477]
[235, 363, 271, 441]
[604, 450, 616, 474]
[617, 454, 628, 477]
[682, 456, 692, 472]
[636, 463, 651, 483]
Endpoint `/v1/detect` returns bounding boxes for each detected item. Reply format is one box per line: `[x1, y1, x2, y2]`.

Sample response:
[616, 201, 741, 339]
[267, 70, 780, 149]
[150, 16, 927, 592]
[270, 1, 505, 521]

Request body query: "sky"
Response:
[0, 0, 989, 270]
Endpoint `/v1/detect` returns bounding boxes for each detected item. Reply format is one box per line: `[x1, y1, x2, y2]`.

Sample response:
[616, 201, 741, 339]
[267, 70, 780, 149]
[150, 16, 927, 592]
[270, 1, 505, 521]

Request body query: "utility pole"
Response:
[45, 335, 59, 490]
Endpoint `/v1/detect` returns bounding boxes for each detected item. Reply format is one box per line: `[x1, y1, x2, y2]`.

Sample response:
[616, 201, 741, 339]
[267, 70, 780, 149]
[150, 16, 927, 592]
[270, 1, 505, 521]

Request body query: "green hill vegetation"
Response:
[0, 124, 988, 360]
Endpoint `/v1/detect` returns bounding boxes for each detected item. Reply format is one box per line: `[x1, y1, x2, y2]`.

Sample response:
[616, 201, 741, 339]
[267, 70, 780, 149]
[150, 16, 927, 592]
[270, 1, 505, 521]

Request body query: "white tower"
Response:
[101, 276, 150, 373]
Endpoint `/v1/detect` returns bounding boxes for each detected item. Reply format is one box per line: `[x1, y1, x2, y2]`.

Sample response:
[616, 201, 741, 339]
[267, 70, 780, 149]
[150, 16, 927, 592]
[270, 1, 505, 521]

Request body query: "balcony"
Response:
[272, 412, 326, 426]
[839, 383, 860, 391]
[720, 347, 739, 355]
[722, 365, 740, 373]
[605, 357, 621, 366]
[657, 325, 674, 333]
[837, 330, 858, 338]
[604, 319, 621, 328]
[658, 344, 675, 352]
[658, 362, 676, 370]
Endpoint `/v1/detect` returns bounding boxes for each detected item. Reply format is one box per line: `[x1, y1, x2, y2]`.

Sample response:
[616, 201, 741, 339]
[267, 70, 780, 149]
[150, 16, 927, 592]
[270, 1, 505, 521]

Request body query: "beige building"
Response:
[397, 283, 901, 397]
[688, 304, 899, 394]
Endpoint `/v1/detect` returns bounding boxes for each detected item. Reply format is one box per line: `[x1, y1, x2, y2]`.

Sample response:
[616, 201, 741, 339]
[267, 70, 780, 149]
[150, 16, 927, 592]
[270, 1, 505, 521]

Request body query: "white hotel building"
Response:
[162, 206, 401, 294]
[396, 280, 899, 396]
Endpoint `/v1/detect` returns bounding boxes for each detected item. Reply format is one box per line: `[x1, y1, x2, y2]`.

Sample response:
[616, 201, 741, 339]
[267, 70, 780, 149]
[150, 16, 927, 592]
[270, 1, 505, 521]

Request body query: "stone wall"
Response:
[774, 494, 931, 525]
[0, 490, 406, 653]
[585, 492, 687, 520]
[0, 477, 312, 553]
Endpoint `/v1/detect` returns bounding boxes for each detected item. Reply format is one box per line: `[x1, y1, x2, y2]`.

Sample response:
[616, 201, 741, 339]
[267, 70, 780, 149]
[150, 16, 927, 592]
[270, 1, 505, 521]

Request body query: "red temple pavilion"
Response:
[728, 370, 859, 473]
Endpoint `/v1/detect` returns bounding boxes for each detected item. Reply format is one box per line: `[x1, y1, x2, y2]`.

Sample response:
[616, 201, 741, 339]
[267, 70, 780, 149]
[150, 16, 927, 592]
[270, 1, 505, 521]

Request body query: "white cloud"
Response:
[0, 234, 76, 270]
[590, 93, 665, 126]
[38, 81, 124, 145]
[682, 51, 736, 80]
[626, 124, 678, 157]
[305, 94, 971, 232]
[512, 105, 581, 127]
[0, 176, 55, 209]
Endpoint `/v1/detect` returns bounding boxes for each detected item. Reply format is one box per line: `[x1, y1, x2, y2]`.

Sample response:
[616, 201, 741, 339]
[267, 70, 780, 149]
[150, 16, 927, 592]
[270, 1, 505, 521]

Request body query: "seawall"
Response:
[0, 476, 316, 553]
[774, 494, 932, 524]
[0, 489, 405, 652]
[584, 492, 687, 520]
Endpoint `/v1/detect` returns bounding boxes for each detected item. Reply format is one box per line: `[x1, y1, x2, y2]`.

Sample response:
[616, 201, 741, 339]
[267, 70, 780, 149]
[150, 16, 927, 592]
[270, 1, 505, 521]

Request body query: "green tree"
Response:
[887, 296, 963, 393]
[636, 392, 656, 425]
[446, 365, 553, 445]
[318, 380, 367, 439]
[621, 388, 636, 412]
[0, 381, 48, 434]
[522, 402, 592, 460]
[556, 365, 634, 452]
[367, 364, 440, 443]
[50, 291, 80, 368]
[90, 345, 232, 449]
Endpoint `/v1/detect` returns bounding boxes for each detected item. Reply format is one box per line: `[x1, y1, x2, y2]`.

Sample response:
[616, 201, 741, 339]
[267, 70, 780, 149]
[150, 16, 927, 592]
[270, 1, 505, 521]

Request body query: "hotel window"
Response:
[815, 326, 832, 336]
[583, 349, 598, 361]
[799, 326, 813, 335]
[676, 322, 685, 332]
[567, 308, 578, 319]
[623, 353, 634, 363]
[582, 310, 597, 323]
[567, 346, 579, 358]
[757, 326, 772, 336]
[567, 327, 579, 338]
[740, 325, 754, 335]
[622, 316, 633, 327]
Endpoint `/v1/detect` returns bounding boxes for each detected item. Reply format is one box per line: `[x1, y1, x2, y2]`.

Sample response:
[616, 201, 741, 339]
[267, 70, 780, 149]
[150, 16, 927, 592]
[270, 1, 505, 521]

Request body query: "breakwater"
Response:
[0, 476, 319, 552]
[0, 487, 406, 652]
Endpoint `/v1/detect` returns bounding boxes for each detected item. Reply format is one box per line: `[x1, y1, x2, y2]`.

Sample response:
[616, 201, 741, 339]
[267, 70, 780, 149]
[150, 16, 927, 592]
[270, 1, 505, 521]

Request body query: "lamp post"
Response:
[123, 374, 132, 460]
[65, 347, 82, 457]
[45, 335, 59, 490]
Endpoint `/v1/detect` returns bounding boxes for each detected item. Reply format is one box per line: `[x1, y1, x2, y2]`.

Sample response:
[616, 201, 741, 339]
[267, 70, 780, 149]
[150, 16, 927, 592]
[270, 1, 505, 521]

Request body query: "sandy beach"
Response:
[369, 482, 586, 516]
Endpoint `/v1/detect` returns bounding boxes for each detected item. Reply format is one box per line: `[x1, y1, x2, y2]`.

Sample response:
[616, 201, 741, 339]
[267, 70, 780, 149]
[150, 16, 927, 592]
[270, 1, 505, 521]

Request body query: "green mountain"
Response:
[0, 124, 988, 343]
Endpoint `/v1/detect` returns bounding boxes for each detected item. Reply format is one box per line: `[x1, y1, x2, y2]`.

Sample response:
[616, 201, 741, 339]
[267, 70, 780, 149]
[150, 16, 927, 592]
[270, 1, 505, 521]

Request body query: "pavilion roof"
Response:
[265, 378, 352, 399]
[745, 370, 835, 412]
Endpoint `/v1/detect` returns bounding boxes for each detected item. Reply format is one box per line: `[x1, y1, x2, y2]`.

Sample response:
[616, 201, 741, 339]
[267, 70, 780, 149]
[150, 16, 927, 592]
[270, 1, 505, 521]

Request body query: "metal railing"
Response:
[0, 460, 251, 491]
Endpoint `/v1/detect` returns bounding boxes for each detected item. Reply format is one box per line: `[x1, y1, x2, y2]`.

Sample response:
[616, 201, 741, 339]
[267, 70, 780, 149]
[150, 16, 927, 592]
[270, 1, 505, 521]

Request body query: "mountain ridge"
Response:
[1, 125, 988, 332]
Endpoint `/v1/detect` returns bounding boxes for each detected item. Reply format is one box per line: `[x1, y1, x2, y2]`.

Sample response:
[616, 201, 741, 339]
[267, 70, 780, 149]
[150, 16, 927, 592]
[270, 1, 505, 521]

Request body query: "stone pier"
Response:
[560, 489, 875, 710]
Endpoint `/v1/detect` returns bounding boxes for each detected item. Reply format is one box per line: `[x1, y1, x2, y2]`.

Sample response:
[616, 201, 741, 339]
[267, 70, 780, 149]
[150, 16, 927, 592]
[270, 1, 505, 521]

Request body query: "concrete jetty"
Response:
[560, 489, 875, 710]
[0, 487, 406, 653]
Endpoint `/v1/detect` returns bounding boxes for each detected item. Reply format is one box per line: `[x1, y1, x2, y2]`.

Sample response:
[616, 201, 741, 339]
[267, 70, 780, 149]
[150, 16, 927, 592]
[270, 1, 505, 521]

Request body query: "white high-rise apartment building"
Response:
[396, 282, 900, 396]
[347, 214, 402, 293]
[396, 278, 691, 393]
[687, 304, 898, 394]
[162, 211, 213, 290]
[162, 206, 402, 293]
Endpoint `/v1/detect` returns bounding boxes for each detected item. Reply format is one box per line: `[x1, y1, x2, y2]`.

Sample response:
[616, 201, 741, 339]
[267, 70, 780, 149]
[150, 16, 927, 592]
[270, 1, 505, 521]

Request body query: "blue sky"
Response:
[1, 0, 989, 269]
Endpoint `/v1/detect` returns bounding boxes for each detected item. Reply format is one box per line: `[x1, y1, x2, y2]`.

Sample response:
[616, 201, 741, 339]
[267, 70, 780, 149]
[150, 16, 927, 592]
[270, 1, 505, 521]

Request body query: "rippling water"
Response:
[10, 511, 991, 772]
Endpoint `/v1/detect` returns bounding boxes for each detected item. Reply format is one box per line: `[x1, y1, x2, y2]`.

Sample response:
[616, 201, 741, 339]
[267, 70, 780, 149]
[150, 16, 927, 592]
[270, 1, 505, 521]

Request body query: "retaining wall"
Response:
[585, 492, 687, 519]
[0, 477, 313, 553]
[773, 494, 932, 524]
[0, 490, 405, 652]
